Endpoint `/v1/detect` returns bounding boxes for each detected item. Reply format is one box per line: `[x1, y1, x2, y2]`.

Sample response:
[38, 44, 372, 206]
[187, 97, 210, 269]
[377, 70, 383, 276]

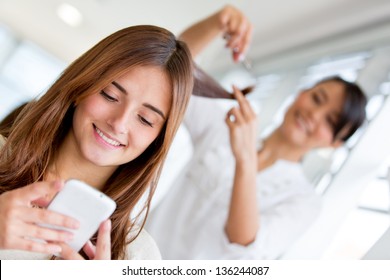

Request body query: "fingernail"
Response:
[238, 54, 245, 62]
[105, 219, 112, 230]
[233, 47, 239, 53]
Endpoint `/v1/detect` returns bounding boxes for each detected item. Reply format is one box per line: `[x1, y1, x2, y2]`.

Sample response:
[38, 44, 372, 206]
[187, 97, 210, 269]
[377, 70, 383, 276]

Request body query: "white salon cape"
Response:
[0, 134, 161, 260]
[146, 96, 322, 259]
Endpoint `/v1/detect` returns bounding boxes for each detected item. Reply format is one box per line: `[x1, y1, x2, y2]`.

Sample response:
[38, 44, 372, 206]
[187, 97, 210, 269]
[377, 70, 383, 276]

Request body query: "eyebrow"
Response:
[112, 81, 166, 120]
[143, 103, 166, 120]
[112, 81, 127, 94]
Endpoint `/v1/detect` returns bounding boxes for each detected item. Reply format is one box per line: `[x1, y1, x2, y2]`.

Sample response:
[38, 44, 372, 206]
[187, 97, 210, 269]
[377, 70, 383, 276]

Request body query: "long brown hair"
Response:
[0, 25, 193, 259]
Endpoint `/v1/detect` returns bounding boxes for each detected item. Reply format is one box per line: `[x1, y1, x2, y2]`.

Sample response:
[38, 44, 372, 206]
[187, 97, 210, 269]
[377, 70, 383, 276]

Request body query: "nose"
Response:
[308, 107, 325, 125]
[106, 106, 130, 134]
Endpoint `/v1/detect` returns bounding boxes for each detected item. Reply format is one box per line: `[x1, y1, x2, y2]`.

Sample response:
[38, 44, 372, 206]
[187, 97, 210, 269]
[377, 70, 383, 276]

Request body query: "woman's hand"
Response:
[58, 220, 112, 260]
[225, 86, 258, 164]
[0, 180, 79, 254]
[219, 5, 253, 62]
[179, 5, 252, 61]
[225, 86, 259, 245]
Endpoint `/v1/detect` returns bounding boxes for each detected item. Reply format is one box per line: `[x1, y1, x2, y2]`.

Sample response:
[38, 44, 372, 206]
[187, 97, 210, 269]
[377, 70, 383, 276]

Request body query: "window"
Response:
[0, 25, 65, 122]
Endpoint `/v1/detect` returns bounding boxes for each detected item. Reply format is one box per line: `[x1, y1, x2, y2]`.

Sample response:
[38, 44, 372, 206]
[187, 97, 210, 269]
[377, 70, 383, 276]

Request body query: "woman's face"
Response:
[281, 80, 346, 149]
[71, 65, 171, 167]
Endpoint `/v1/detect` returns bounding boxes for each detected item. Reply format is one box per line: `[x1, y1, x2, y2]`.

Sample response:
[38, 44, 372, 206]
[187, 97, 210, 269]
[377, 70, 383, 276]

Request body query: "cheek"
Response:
[314, 125, 334, 146]
[75, 95, 104, 121]
[292, 94, 309, 108]
[130, 127, 162, 154]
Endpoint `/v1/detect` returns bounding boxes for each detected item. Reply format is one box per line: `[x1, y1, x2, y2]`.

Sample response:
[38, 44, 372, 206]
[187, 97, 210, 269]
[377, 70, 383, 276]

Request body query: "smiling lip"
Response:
[295, 112, 311, 134]
[93, 125, 125, 149]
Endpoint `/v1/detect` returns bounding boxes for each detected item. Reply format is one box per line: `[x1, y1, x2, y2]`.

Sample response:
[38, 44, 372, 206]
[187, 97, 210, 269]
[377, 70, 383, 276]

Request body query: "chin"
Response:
[79, 146, 108, 166]
[282, 127, 307, 147]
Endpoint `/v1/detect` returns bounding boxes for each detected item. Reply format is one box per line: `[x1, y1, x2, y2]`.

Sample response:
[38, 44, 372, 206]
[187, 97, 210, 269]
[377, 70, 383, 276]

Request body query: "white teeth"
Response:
[297, 114, 308, 133]
[95, 127, 121, 146]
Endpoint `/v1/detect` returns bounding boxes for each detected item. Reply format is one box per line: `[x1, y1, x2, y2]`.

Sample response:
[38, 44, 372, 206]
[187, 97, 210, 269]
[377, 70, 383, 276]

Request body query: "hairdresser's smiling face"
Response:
[280, 80, 345, 150]
[71, 66, 171, 167]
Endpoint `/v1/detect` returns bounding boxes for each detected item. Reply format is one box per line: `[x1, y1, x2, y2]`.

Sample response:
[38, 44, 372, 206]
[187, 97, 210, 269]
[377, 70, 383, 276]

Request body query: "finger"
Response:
[32, 196, 53, 208]
[218, 6, 231, 32]
[232, 85, 246, 102]
[232, 86, 256, 118]
[227, 107, 244, 125]
[58, 242, 84, 260]
[240, 24, 253, 58]
[8, 236, 63, 255]
[225, 111, 238, 131]
[23, 207, 80, 230]
[83, 240, 96, 260]
[223, 29, 243, 62]
[225, 110, 236, 128]
[232, 49, 241, 63]
[95, 220, 111, 260]
[14, 180, 64, 205]
[20, 222, 74, 243]
[229, 20, 249, 53]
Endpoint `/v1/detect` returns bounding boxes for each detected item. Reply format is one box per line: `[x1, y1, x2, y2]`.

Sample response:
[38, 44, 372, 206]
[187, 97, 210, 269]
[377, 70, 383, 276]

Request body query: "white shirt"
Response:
[0, 228, 161, 260]
[145, 96, 322, 259]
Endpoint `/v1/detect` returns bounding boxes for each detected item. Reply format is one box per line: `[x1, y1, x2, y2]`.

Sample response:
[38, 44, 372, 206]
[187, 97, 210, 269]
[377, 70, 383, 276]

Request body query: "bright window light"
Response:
[57, 3, 83, 27]
[366, 94, 385, 121]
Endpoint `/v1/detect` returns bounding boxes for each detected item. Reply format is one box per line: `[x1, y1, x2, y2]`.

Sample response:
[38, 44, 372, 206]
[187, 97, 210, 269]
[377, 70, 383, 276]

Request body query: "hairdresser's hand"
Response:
[220, 5, 253, 62]
[225, 86, 258, 164]
[58, 220, 112, 260]
[0, 180, 79, 254]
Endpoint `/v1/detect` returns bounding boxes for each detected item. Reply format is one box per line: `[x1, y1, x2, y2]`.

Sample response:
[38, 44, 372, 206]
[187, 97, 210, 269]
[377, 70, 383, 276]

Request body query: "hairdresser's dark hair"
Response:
[316, 76, 367, 141]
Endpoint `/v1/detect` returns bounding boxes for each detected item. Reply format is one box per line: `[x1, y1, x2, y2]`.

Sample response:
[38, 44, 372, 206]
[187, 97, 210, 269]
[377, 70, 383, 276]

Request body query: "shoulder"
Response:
[0, 249, 50, 260]
[126, 227, 162, 260]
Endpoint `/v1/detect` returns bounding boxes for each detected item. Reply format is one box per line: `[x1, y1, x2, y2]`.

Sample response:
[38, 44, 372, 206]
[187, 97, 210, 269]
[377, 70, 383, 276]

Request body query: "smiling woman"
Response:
[0, 24, 194, 260]
[69, 66, 172, 169]
[280, 76, 366, 152]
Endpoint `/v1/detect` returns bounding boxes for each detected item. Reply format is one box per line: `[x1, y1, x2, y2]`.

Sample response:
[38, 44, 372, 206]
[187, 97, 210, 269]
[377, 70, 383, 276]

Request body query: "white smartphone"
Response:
[43, 179, 116, 254]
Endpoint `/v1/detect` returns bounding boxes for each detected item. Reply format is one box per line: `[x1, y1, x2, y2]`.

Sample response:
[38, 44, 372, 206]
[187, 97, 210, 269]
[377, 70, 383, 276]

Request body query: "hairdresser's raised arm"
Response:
[179, 5, 252, 62]
[224, 87, 259, 245]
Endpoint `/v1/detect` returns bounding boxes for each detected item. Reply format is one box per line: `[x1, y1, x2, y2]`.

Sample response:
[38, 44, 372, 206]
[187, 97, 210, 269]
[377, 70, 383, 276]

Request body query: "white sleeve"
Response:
[125, 228, 162, 260]
[219, 193, 322, 260]
[183, 96, 227, 144]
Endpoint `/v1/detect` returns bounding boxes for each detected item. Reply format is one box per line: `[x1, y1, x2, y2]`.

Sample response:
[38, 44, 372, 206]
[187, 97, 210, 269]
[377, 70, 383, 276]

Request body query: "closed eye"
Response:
[138, 115, 153, 127]
[100, 90, 117, 102]
[312, 93, 322, 105]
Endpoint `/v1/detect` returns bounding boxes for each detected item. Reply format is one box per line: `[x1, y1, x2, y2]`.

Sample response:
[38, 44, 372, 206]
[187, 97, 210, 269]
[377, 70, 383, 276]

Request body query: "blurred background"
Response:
[0, 0, 390, 259]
